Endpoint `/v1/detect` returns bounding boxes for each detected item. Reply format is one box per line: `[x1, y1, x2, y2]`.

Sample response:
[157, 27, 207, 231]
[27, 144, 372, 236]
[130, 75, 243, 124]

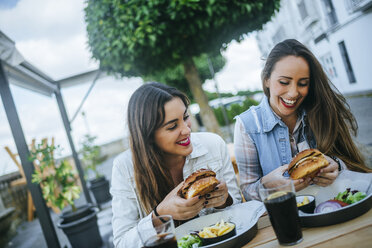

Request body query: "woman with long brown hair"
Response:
[234, 39, 371, 201]
[111, 82, 241, 247]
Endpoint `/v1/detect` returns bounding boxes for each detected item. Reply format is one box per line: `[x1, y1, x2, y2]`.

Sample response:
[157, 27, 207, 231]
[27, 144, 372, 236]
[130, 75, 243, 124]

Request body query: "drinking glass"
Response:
[259, 179, 303, 246]
[137, 215, 177, 248]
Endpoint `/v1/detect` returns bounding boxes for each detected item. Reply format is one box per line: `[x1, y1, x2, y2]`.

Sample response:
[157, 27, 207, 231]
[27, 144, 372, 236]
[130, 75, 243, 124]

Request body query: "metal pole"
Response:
[207, 57, 233, 141]
[0, 61, 61, 248]
[70, 70, 101, 123]
[54, 85, 92, 204]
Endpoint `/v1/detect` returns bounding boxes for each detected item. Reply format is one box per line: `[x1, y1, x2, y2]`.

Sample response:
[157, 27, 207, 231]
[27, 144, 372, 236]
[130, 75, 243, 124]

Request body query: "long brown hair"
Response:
[127, 82, 190, 214]
[261, 39, 370, 172]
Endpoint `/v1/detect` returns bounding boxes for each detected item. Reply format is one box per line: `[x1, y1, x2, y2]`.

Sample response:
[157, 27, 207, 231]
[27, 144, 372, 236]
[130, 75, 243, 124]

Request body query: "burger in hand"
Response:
[288, 149, 329, 180]
[181, 169, 219, 199]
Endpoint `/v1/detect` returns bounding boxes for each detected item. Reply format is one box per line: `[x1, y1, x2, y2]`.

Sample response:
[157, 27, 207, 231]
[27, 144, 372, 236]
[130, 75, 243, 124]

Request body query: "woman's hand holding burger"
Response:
[261, 165, 293, 188]
[311, 155, 339, 187]
[155, 182, 205, 221]
[288, 149, 339, 189]
[156, 168, 232, 220]
[260, 164, 312, 192]
[259, 149, 340, 195]
[203, 181, 230, 209]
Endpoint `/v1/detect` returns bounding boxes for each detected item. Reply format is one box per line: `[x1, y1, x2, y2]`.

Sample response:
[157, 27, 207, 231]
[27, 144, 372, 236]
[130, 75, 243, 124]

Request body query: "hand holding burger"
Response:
[156, 169, 231, 221]
[181, 169, 219, 199]
[181, 169, 231, 208]
[288, 149, 329, 179]
[288, 149, 339, 187]
[155, 181, 205, 221]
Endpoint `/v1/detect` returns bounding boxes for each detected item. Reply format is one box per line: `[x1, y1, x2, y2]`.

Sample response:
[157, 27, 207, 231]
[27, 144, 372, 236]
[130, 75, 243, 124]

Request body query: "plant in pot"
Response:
[80, 134, 111, 206]
[29, 138, 102, 248]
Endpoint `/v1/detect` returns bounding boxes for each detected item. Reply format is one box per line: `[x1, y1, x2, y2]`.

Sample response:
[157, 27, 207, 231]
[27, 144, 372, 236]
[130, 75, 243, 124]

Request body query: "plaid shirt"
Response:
[234, 116, 305, 201]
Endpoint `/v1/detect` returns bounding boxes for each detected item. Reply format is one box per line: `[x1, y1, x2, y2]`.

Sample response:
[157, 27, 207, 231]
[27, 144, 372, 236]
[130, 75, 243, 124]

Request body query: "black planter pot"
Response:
[89, 176, 111, 205]
[58, 205, 102, 248]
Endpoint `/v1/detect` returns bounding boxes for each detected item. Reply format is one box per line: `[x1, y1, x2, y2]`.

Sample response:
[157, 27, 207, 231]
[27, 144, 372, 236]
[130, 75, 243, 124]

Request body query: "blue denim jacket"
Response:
[238, 96, 316, 176]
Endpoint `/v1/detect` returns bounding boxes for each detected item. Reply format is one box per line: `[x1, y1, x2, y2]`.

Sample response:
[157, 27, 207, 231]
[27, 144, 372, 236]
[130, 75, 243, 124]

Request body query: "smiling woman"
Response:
[110, 82, 241, 247]
[234, 39, 372, 202]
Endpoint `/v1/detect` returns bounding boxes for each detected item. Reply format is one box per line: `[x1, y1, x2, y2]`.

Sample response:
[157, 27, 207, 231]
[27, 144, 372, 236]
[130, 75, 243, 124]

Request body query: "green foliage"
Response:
[29, 140, 80, 212]
[213, 98, 259, 125]
[236, 90, 263, 97]
[145, 52, 226, 100]
[80, 134, 102, 179]
[205, 91, 234, 102]
[85, 0, 280, 77]
[242, 97, 259, 110]
[205, 89, 262, 102]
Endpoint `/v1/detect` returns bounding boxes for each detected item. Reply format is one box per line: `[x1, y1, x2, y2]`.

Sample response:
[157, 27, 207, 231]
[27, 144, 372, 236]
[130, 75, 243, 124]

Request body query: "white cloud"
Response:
[0, 0, 94, 79]
[17, 34, 98, 79]
[204, 36, 264, 93]
[0, 0, 85, 41]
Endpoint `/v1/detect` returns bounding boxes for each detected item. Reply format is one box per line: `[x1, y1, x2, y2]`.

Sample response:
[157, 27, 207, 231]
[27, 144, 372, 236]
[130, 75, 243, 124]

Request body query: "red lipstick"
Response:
[177, 137, 190, 146]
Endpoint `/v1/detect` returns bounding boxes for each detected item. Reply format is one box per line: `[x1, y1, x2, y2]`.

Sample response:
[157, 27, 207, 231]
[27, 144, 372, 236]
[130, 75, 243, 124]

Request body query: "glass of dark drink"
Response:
[138, 215, 177, 248]
[259, 179, 303, 246]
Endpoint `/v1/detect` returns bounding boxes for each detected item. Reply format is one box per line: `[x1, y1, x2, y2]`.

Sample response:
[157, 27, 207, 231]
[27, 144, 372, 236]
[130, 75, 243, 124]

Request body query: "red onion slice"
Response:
[314, 200, 342, 213]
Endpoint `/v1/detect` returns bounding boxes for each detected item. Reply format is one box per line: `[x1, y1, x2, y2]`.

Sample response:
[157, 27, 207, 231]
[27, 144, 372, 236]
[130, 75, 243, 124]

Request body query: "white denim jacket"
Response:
[111, 132, 242, 248]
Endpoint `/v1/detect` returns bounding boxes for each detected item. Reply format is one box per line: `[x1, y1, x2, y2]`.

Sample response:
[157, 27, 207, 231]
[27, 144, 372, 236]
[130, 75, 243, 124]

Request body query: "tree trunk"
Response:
[183, 58, 222, 136]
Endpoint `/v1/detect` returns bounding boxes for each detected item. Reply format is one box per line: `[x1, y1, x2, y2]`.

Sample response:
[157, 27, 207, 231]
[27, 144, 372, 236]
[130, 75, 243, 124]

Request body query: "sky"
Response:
[0, 0, 264, 175]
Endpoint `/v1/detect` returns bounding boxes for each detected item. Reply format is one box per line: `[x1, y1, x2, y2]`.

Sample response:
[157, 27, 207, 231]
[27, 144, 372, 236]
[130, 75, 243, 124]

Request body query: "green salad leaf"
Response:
[347, 191, 366, 204]
[335, 188, 366, 204]
[177, 234, 202, 248]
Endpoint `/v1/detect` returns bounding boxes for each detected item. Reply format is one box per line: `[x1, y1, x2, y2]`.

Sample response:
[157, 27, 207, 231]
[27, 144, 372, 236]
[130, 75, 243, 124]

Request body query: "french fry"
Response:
[199, 219, 235, 238]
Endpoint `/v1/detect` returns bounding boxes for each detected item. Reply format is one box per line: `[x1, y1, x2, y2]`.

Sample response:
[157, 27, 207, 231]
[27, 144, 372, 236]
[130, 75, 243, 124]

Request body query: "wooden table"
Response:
[242, 208, 372, 247]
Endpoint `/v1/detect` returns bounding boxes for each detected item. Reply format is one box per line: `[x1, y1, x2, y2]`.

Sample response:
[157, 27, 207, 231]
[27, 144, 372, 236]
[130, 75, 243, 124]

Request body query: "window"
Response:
[322, 0, 338, 26]
[320, 53, 338, 80]
[345, 0, 372, 13]
[298, 0, 309, 20]
[338, 41, 356, 83]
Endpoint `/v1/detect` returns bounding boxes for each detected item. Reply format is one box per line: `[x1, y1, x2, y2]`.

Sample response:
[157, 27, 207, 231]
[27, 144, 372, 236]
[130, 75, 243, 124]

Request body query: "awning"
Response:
[0, 30, 101, 96]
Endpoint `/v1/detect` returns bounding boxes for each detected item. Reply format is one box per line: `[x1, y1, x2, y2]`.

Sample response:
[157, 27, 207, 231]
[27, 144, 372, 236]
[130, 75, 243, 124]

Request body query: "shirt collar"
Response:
[187, 133, 208, 159]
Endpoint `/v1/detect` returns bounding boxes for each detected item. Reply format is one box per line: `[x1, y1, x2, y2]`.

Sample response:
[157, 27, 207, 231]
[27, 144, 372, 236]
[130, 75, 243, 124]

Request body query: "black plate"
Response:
[298, 171, 372, 227]
[175, 201, 264, 248]
[300, 192, 372, 227]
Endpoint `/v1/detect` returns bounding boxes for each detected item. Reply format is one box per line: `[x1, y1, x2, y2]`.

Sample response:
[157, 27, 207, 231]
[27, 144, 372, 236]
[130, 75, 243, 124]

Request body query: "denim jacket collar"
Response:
[261, 95, 307, 133]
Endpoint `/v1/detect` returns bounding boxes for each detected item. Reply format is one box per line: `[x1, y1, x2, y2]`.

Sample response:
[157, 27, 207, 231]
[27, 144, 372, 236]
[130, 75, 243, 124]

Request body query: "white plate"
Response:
[176, 201, 265, 248]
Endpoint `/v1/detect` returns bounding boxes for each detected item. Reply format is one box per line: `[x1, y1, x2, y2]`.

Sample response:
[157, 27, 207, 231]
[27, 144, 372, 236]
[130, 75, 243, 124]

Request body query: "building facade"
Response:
[255, 0, 372, 95]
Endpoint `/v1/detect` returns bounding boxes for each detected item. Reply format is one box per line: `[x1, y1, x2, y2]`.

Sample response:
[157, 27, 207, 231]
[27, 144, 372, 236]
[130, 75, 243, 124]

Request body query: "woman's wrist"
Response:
[215, 194, 233, 209]
[329, 155, 342, 171]
[153, 204, 167, 223]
